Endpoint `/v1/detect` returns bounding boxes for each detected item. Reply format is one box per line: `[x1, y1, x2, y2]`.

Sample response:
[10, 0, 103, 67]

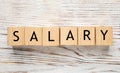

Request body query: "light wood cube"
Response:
[7, 27, 25, 46]
[96, 26, 112, 45]
[78, 27, 95, 45]
[25, 27, 42, 45]
[60, 27, 77, 45]
[43, 27, 59, 46]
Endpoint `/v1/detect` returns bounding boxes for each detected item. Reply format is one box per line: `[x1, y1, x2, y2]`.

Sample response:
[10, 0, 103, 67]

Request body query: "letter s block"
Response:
[7, 27, 25, 46]
[96, 26, 112, 45]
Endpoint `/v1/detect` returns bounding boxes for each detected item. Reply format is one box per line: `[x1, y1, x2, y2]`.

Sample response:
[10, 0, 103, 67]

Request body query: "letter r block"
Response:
[43, 27, 59, 46]
[96, 26, 112, 45]
[25, 27, 42, 45]
[78, 27, 95, 45]
[60, 27, 77, 45]
[7, 27, 25, 46]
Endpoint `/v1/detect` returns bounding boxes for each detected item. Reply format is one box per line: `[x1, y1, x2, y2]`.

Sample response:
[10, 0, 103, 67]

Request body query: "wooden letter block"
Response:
[25, 27, 42, 45]
[60, 27, 77, 45]
[43, 27, 59, 46]
[78, 27, 95, 45]
[7, 27, 24, 46]
[96, 26, 112, 45]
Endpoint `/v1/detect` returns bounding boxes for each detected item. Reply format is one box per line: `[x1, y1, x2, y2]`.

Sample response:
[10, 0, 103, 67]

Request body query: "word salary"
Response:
[8, 26, 112, 46]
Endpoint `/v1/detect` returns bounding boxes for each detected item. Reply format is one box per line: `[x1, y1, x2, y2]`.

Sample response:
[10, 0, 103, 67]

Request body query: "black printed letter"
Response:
[13, 31, 19, 41]
[66, 30, 74, 40]
[30, 31, 38, 41]
[101, 30, 108, 40]
[48, 31, 54, 41]
[84, 30, 91, 40]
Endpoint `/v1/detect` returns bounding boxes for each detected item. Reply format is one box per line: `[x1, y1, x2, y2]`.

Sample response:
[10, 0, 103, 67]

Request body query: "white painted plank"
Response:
[0, 0, 120, 73]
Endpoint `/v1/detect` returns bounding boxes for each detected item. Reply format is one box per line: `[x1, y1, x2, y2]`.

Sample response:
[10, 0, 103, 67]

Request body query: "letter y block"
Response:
[96, 26, 112, 45]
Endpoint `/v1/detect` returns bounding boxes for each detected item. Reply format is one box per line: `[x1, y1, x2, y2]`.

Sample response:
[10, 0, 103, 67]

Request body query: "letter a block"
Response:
[78, 27, 95, 45]
[7, 27, 25, 46]
[43, 27, 59, 46]
[96, 26, 112, 45]
[25, 27, 42, 45]
[60, 27, 77, 45]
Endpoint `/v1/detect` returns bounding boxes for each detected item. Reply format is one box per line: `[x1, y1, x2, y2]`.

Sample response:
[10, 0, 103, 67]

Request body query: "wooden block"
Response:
[7, 27, 25, 46]
[78, 27, 95, 45]
[25, 27, 42, 45]
[96, 26, 112, 45]
[43, 27, 59, 46]
[60, 27, 77, 45]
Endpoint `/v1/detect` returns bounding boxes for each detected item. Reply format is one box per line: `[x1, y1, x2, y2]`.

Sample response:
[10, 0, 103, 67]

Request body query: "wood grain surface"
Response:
[0, 0, 120, 73]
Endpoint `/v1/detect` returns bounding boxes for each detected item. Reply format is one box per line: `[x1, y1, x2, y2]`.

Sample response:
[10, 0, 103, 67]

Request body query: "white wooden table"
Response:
[0, 0, 120, 73]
